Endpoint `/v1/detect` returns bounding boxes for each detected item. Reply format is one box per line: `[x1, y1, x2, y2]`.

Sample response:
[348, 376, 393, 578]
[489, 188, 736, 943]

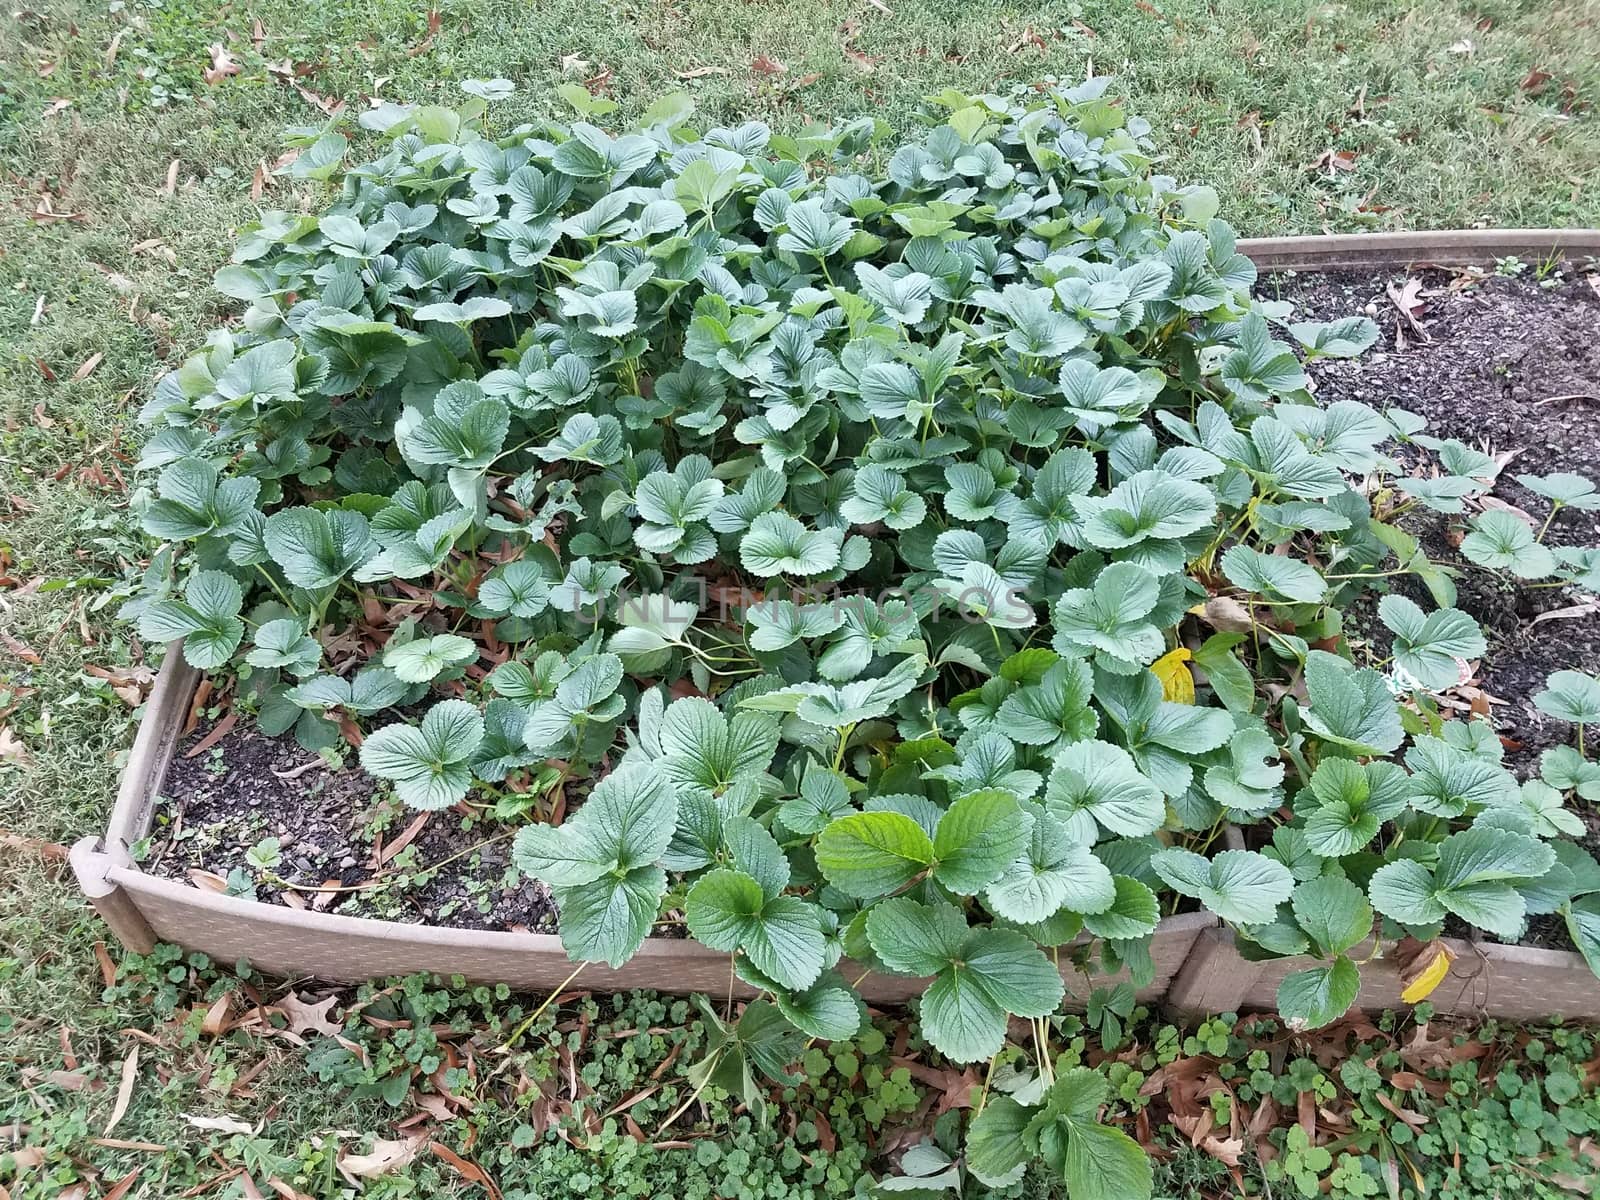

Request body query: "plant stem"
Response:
[1536, 502, 1563, 542]
[1324, 568, 1410, 581]
[268, 829, 515, 895]
[498, 961, 588, 1051]
[254, 564, 294, 609]
[975, 1052, 999, 1115]
[655, 1060, 717, 1135]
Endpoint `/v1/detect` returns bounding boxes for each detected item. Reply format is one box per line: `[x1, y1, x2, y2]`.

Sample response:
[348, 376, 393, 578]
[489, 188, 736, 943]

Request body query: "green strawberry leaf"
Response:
[138, 569, 245, 669]
[1377, 595, 1485, 691]
[1276, 955, 1360, 1031]
[866, 898, 1062, 1062]
[815, 811, 934, 898]
[359, 699, 485, 811]
[1302, 650, 1403, 755]
[1150, 848, 1293, 926]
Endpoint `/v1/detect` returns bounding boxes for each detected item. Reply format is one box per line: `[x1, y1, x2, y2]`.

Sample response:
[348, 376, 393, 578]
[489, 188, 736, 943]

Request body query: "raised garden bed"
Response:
[77, 225, 1600, 1020]
[66, 76, 1600, 1111]
[62, 75, 1600, 1200]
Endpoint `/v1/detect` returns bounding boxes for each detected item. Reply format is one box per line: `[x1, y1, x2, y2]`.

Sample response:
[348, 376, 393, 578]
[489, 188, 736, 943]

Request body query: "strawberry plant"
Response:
[128, 77, 1600, 1196]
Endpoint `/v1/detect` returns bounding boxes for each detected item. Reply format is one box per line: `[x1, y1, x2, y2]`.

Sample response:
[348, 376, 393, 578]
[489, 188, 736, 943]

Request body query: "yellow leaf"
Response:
[1400, 943, 1454, 1004]
[1151, 647, 1194, 705]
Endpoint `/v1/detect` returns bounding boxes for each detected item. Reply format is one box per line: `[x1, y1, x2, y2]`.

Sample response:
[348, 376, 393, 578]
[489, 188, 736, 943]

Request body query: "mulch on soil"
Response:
[1280, 266, 1600, 951]
[156, 721, 560, 932]
[1277, 268, 1600, 764]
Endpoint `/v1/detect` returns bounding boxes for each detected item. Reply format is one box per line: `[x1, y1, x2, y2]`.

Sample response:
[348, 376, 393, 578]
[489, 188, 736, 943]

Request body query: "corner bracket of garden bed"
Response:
[70, 835, 157, 955]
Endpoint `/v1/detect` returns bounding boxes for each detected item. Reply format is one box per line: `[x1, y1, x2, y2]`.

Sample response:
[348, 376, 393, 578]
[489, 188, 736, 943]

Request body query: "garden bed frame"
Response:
[73, 228, 1600, 1017]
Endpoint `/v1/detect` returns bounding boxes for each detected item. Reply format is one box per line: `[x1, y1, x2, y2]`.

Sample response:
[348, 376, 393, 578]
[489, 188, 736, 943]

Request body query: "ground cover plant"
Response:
[9, 953, 1600, 1200]
[109, 72, 1600, 1195]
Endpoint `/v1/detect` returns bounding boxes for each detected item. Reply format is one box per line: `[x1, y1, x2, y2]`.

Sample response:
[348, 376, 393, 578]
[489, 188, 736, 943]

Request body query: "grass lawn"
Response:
[1, 0, 1597, 1191]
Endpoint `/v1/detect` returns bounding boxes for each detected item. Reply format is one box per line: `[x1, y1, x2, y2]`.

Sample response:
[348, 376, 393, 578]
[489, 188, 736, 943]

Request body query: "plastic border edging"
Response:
[1166, 927, 1600, 1023]
[1236, 228, 1600, 271]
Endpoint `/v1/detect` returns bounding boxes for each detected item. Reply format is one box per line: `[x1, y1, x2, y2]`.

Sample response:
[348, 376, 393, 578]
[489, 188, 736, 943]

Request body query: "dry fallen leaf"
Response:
[2, 632, 43, 664]
[104, 1046, 139, 1136]
[1521, 67, 1553, 94]
[0, 831, 68, 860]
[94, 940, 118, 987]
[1532, 602, 1600, 627]
[1303, 147, 1357, 174]
[1477, 494, 1537, 526]
[180, 1111, 258, 1135]
[337, 1136, 425, 1184]
[1386, 277, 1431, 343]
[71, 351, 105, 381]
[844, 47, 881, 73]
[201, 994, 233, 1037]
[0, 727, 32, 766]
[272, 992, 343, 1037]
[429, 1141, 502, 1197]
[203, 43, 240, 85]
[102, 1166, 145, 1200]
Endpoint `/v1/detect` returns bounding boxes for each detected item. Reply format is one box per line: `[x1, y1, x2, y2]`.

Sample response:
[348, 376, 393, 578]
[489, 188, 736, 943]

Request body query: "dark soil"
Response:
[1269, 268, 1600, 768]
[1272, 268, 1600, 954]
[153, 720, 559, 932]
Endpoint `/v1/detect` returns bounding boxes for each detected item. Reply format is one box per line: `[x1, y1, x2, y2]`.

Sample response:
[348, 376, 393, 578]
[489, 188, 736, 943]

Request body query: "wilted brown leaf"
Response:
[203, 43, 239, 85]
[1199, 595, 1254, 632]
[271, 992, 342, 1037]
[337, 1136, 425, 1184]
[181, 1111, 258, 1135]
